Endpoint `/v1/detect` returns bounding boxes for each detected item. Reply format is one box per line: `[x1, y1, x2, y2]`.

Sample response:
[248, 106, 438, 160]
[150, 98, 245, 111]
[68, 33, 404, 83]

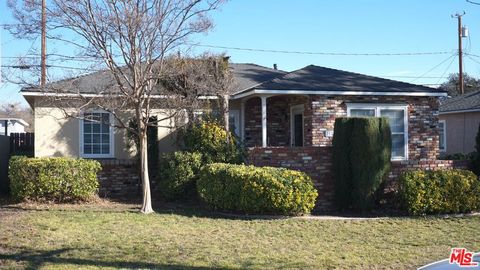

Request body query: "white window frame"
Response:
[346, 103, 409, 161]
[79, 111, 115, 159]
[229, 110, 240, 137]
[290, 104, 305, 147]
[439, 120, 446, 152]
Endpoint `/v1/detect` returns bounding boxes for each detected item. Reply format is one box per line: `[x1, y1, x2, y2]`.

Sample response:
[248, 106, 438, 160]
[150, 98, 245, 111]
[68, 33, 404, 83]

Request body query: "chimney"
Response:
[273, 63, 278, 70]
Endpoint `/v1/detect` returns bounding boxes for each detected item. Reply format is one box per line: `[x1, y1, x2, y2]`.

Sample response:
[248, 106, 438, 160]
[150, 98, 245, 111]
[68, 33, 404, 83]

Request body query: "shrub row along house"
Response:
[21, 63, 462, 209]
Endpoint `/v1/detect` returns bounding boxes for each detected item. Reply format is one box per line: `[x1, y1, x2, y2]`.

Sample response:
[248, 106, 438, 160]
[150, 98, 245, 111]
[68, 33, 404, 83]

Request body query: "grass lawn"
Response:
[0, 201, 479, 269]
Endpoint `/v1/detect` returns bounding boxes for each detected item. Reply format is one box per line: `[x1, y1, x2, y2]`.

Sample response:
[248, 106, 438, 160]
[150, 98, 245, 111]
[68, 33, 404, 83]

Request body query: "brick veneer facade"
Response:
[244, 94, 441, 160]
[248, 147, 334, 210]
[247, 147, 468, 211]
[97, 160, 142, 199]
[244, 93, 463, 211]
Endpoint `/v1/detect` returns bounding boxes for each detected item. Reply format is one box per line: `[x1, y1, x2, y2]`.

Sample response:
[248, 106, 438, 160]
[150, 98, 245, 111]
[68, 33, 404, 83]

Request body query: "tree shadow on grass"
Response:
[0, 247, 234, 270]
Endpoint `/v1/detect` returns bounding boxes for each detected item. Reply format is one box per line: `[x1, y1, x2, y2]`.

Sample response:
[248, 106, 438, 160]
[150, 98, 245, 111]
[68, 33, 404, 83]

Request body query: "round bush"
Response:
[9, 156, 101, 202]
[158, 151, 202, 201]
[197, 163, 318, 215]
[181, 120, 243, 164]
[399, 169, 480, 215]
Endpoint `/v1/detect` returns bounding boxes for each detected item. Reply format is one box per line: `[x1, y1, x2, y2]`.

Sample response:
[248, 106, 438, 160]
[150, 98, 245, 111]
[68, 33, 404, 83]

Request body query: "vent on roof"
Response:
[273, 64, 278, 70]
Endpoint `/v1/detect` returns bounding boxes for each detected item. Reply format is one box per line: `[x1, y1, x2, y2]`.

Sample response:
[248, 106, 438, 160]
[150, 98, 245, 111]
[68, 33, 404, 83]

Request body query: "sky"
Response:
[2, 0, 480, 107]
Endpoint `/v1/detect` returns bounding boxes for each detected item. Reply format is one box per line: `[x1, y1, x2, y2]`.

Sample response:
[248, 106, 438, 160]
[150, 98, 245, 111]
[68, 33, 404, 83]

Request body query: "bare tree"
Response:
[7, 0, 226, 213]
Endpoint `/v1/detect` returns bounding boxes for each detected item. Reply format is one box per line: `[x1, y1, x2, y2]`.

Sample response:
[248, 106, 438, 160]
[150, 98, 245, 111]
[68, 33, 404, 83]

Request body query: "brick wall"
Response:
[247, 146, 468, 212]
[97, 160, 142, 199]
[309, 95, 441, 160]
[248, 146, 334, 210]
[243, 95, 441, 160]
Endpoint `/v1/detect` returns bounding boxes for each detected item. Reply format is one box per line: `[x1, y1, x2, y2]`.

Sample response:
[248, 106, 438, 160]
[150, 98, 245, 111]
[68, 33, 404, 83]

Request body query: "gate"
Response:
[0, 133, 34, 195]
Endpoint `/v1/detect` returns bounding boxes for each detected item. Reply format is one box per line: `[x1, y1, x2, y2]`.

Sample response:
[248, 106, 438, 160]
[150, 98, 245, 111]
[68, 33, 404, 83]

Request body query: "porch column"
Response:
[261, 96, 268, 147]
[240, 100, 245, 141]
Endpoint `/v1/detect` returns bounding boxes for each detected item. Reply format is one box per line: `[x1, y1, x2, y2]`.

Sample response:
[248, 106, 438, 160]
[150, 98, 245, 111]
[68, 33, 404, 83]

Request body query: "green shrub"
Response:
[181, 120, 244, 164]
[332, 117, 391, 210]
[9, 156, 101, 202]
[332, 118, 353, 209]
[197, 163, 318, 215]
[158, 151, 202, 201]
[399, 169, 480, 215]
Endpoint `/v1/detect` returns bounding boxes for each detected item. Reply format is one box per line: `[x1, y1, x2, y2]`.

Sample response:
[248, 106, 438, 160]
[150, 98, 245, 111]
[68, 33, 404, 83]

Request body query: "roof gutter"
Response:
[439, 108, 480, 114]
[231, 89, 448, 99]
[21, 91, 219, 100]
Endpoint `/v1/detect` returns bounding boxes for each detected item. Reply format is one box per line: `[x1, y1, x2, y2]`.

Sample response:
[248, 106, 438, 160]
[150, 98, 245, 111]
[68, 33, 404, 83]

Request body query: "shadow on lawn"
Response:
[0, 247, 233, 270]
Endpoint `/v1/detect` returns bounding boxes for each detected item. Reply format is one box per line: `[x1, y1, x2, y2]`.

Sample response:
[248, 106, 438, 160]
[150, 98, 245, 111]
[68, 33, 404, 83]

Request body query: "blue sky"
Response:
[2, 0, 480, 106]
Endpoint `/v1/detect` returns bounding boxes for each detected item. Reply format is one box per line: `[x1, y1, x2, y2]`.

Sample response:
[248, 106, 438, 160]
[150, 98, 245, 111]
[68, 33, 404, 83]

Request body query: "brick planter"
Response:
[247, 146, 470, 212]
[97, 159, 141, 199]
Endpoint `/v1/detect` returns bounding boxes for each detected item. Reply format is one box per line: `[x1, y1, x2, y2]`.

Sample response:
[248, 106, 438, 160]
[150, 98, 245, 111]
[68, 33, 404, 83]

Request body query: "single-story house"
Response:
[439, 90, 480, 155]
[22, 63, 463, 208]
[0, 118, 29, 136]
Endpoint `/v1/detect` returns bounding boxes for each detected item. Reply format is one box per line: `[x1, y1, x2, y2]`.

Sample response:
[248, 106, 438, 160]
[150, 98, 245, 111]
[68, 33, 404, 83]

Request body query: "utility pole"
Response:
[452, 12, 466, 95]
[40, 0, 46, 88]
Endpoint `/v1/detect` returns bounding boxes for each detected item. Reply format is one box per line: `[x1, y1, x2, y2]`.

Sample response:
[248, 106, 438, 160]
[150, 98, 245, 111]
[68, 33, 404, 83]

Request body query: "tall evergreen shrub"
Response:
[332, 117, 392, 210]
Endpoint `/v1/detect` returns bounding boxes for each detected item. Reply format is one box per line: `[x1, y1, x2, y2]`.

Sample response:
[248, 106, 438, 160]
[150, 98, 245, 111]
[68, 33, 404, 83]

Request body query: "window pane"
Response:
[439, 122, 445, 150]
[92, 123, 100, 133]
[92, 134, 101, 143]
[102, 134, 110, 144]
[92, 144, 101, 154]
[84, 144, 92, 154]
[84, 123, 91, 133]
[84, 134, 92, 143]
[392, 134, 405, 158]
[380, 109, 404, 133]
[350, 109, 375, 117]
[101, 144, 110, 154]
[293, 114, 303, 147]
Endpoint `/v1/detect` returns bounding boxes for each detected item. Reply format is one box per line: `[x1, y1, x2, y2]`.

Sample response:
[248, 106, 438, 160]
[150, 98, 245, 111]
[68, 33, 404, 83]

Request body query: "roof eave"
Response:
[230, 89, 447, 100]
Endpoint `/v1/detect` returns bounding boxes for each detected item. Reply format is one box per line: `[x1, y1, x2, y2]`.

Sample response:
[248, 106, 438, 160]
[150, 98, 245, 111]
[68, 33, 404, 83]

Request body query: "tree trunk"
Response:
[139, 128, 154, 214]
[223, 94, 229, 132]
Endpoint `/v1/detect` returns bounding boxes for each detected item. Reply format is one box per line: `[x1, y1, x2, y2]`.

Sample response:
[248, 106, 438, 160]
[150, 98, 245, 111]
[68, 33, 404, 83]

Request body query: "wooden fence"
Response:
[10, 132, 34, 157]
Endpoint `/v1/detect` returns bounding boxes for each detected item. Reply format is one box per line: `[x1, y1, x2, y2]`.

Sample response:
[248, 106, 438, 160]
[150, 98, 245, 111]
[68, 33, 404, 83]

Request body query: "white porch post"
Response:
[261, 96, 268, 147]
[240, 100, 245, 141]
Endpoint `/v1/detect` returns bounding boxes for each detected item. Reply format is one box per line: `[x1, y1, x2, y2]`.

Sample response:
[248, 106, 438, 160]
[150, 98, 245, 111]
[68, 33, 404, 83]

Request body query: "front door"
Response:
[291, 105, 304, 147]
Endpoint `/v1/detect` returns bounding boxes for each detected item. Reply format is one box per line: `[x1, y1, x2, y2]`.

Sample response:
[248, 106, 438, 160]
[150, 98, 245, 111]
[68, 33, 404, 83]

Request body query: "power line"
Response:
[190, 43, 453, 56]
[410, 54, 457, 83]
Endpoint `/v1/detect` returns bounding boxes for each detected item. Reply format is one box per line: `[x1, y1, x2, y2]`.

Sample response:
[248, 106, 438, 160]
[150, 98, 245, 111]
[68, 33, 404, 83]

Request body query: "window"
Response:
[80, 112, 114, 158]
[229, 110, 240, 137]
[290, 105, 304, 147]
[439, 120, 446, 152]
[347, 104, 408, 160]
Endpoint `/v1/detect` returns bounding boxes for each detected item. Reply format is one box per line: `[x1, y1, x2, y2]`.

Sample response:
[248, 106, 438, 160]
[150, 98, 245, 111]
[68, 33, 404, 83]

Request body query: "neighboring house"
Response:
[0, 118, 29, 136]
[439, 90, 480, 155]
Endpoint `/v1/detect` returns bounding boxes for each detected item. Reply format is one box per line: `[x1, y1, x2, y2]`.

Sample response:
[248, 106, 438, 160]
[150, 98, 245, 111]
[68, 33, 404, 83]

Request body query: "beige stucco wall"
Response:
[439, 111, 480, 155]
[34, 100, 179, 159]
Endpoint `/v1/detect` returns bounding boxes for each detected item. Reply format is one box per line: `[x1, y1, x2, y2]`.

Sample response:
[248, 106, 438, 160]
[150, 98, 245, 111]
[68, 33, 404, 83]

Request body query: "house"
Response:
[22, 63, 462, 207]
[0, 118, 29, 136]
[439, 90, 480, 155]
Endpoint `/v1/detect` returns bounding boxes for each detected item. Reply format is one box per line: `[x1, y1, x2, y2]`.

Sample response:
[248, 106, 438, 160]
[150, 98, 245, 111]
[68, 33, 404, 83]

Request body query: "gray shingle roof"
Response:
[440, 90, 480, 113]
[229, 63, 286, 93]
[21, 63, 286, 95]
[252, 65, 443, 93]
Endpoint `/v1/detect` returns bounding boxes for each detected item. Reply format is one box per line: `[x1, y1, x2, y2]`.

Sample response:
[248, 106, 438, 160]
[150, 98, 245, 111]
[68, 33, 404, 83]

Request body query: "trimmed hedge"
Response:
[158, 151, 202, 201]
[399, 169, 480, 215]
[9, 156, 101, 202]
[332, 117, 391, 210]
[197, 163, 318, 215]
[181, 120, 244, 164]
